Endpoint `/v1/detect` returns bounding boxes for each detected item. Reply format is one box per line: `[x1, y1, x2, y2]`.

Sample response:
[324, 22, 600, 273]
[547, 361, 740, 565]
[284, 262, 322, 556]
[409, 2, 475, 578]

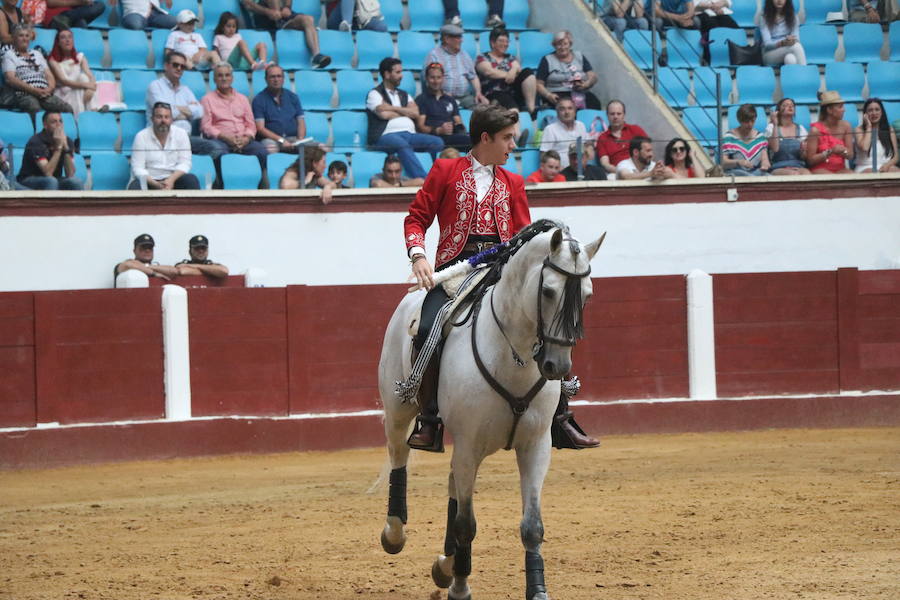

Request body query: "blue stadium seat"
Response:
[2, 111, 35, 149]
[459, 0, 488, 30]
[276, 30, 312, 70]
[727, 104, 768, 131]
[304, 111, 330, 143]
[459, 108, 474, 128]
[221, 153, 262, 189]
[201, 0, 242, 29]
[292, 0, 322, 18]
[336, 69, 375, 110]
[232, 71, 251, 97]
[519, 148, 540, 177]
[122, 70, 157, 110]
[267, 152, 298, 189]
[151, 29, 169, 69]
[170, 0, 200, 19]
[825, 61, 865, 102]
[503, 0, 530, 30]
[681, 106, 721, 148]
[407, 0, 444, 31]
[708, 27, 747, 67]
[780, 64, 821, 105]
[803, 0, 844, 24]
[478, 31, 493, 55]
[623, 29, 654, 70]
[32, 28, 57, 55]
[90, 152, 131, 190]
[735, 65, 775, 105]
[890, 21, 900, 61]
[119, 111, 146, 153]
[72, 28, 105, 68]
[462, 32, 478, 59]
[693, 66, 732, 106]
[866, 61, 900, 100]
[189, 154, 216, 189]
[657, 67, 692, 108]
[534, 108, 554, 129]
[331, 110, 369, 152]
[792, 104, 812, 130]
[576, 109, 607, 136]
[398, 70, 417, 97]
[296, 70, 334, 110]
[731, 0, 759, 27]
[800, 25, 838, 64]
[883, 101, 900, 123]
[73, 153, 88, 183]
[518, 110, 534, 143]
[78, 112, 118, 156]
[517, 31, 553, 69]
[842, 23, 884, 63]
[350, 150, 388, 187]
[409, 151, 433, 177]
[108, 29, 150, 70]
[500, 150, 516, 172]
[381, 0, 403, 32]
[665, 28, 702, 68]
[181, 70, 208, 102]
[356, 30, 395, 70]
[318, 30, 354, 70]
[398, 31, 436, 67]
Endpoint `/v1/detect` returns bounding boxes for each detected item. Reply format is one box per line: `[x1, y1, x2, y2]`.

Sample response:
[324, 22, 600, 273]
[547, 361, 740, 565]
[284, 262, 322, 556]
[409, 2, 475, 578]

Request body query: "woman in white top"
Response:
[48, 28, 98, 116]
[854, 98, 899, 173]
[760, 0, 806, 65]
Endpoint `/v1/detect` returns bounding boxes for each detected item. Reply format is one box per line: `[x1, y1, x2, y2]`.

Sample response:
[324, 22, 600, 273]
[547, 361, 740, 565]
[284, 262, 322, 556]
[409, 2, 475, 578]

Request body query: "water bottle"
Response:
[352, 130, 360, 151]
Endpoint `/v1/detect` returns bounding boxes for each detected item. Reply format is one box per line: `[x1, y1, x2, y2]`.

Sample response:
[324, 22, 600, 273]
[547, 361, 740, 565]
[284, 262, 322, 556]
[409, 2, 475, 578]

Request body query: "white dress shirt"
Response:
[540, 120, 589, 169]
[130, 126, 192, 185]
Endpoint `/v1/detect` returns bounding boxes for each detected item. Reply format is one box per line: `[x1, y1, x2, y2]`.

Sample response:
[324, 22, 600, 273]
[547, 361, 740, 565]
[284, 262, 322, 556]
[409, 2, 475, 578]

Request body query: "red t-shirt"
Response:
[525, 170, 565, 183]
[595, 123, 649, 166]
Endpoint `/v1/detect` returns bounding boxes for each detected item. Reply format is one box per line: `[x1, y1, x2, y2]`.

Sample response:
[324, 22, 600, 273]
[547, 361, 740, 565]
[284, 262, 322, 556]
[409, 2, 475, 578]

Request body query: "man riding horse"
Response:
[404, 103, 599, 452]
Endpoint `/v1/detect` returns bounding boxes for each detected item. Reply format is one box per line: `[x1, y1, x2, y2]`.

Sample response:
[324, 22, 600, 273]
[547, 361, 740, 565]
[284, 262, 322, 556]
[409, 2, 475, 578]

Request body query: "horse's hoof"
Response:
[447, 589, 471, 600]
[528, 593, 550, 600]
[431, 554, 454, 588]
[380, 518, 406, 554]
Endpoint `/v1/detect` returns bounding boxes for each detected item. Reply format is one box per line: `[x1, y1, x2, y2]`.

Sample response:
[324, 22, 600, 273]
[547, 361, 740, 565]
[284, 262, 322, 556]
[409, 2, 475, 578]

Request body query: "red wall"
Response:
[0, 293, 36, 427]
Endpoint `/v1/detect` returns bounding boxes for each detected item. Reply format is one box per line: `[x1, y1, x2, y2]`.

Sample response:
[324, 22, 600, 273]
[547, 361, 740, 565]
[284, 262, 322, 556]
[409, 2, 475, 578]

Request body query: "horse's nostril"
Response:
[543, 360, 555, 375]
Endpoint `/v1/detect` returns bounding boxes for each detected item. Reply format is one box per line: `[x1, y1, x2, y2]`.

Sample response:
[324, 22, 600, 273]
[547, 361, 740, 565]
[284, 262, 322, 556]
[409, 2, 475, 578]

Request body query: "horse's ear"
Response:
[585, 232, 607, 260]
[550, 228, 564, 252]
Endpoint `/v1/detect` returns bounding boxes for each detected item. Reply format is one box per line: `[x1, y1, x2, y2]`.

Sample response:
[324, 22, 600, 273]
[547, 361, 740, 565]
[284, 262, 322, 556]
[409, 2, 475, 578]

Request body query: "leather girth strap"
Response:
[470, 295, 547, 450]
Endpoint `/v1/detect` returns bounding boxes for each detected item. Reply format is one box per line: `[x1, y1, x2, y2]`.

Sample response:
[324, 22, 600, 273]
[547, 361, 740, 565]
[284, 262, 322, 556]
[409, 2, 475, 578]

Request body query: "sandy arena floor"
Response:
[1, 427, 898, 600]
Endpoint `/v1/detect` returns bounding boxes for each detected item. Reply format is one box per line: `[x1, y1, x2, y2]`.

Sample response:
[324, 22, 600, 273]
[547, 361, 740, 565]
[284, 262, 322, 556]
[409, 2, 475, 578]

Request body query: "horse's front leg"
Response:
[516, 435, 552, 600]
[447, 450, 480, 600]
[381, 406, 416, 554]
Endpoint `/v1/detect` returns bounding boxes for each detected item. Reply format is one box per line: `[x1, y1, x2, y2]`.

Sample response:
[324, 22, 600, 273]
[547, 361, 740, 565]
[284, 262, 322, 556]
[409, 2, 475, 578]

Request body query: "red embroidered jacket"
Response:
[404, 156, 531, 268]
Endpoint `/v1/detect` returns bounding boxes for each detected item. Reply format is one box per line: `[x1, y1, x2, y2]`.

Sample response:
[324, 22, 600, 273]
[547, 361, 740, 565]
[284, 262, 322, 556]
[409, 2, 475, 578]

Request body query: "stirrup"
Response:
[551, 411, 599, 450]
[407, 416, 445, 453]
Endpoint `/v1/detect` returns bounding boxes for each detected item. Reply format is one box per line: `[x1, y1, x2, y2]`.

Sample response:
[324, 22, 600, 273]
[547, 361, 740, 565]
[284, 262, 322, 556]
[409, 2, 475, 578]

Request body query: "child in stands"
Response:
[213, 11, 270, 72]
[165, 10, 215, 70]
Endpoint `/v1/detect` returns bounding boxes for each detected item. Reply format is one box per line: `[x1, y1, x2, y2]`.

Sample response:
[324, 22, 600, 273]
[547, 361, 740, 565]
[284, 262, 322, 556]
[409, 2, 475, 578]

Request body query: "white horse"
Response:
[378, 222, 605, 600]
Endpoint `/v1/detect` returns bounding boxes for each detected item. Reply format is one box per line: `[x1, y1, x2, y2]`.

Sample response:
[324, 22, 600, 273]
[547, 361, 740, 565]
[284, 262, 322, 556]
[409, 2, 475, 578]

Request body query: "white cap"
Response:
[173, 9, 198, 28]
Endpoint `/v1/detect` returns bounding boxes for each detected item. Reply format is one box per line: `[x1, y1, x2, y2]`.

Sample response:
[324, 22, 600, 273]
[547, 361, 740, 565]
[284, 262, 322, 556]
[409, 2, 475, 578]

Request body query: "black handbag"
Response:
[727, 40, 762, 66]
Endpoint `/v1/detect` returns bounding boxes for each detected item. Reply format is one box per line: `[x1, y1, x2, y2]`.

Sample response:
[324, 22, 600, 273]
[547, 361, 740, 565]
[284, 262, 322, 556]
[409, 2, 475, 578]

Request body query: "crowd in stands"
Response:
[0, 0, 898, 193]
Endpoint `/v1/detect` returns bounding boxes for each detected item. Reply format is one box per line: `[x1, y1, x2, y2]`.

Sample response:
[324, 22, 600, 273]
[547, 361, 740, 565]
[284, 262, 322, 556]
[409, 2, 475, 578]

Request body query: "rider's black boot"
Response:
[407, 351, 445, 452]
[551, 390, 599, 450]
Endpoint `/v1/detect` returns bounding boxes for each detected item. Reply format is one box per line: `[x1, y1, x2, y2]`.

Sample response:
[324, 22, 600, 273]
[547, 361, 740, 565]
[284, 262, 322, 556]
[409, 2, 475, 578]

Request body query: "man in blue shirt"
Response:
[252, 64, 312, 153]
[647, 0, 699, 30]
[415, 62, 471, 152]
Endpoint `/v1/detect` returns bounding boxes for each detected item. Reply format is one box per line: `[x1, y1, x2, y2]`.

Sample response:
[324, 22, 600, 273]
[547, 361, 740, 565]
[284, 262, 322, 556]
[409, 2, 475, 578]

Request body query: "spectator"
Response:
[176, 235, 230, 278]
[441, 0, 505, 28]
[526, 149, 565, 183]
[438, 147, 461, 159]
[601, 0, 649, 42]
[328, 160, 348, 188]
[416, 62, 471, 153]
[760, 0, 806, 66]
[325, 0, 387, 31]
[808, 91, 854, 174]
[562, 142, 607, 181]
[213, 11, 269, 70]
[648, 0, 700, 31]
[854, 98, 899, 173]
[367, 57, 443, 182]
[617, 135, 671, 180]
[848, 0, 887, 23]
[694, 1, 739, 63]
[475, 27, 537, 116]
[539, 97, 590, 169]
[241, 0, 331, 68]
[165, 10, 215, 70]
[536, 30, 602, 110]
[371, 154, 424, 187]
[424, 23, 488, 109]
[115, 233, 178, 282]
[120, 0, 177, 30]
[595, 99, 649, 175]
[35, 0, 103, 29]
[0, 0, 33, 54]
[766, 97, 810, 176]
[0, 25, 72, 114]
[279, 147, 336, 203]
[721, 103, 770, 176]
[0, 135, 26, 190]
[662, 137, 705, 178]
[253, 65, 311, 153]
[16, 110, 83, 190]
[48, 28, 97, 117]
[146, 51, 219, 157]
[129, 101, 199, 190]
[201, 63, 269, 187]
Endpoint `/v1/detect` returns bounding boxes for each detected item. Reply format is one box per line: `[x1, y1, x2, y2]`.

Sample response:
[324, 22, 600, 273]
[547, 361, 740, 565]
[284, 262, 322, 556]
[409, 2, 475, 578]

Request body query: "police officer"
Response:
[175, 235, 229, 278]
[115, 233, 179, 284]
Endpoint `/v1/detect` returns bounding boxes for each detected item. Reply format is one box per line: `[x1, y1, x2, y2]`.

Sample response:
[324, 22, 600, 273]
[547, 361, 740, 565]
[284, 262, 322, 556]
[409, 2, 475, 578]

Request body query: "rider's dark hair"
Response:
[469, 104, 519, 146]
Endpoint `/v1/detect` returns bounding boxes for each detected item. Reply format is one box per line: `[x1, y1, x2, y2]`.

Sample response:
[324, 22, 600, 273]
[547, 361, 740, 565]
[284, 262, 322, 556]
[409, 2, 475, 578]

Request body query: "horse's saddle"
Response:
[407, 267, 491, 339]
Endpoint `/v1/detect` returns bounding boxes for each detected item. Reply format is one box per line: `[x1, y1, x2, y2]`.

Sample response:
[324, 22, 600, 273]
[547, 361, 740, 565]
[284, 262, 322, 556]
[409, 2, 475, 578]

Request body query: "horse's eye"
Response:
[542, 286, 555, 299]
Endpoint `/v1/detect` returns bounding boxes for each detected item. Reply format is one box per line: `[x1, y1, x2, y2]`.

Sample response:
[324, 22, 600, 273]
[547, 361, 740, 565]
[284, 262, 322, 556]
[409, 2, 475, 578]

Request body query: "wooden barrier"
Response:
[0, 293, 36, 427]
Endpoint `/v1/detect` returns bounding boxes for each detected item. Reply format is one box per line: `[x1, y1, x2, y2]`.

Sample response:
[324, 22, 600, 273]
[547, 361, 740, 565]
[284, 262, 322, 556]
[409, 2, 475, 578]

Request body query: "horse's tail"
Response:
[367, 452, 419, 494]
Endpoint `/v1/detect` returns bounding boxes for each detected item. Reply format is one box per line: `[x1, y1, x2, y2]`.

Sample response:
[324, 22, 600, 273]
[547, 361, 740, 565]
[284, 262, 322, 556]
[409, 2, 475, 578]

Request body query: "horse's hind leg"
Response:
[447, 451, 479, 600]
[381, 407, 415, 554]
[431, 472, 456, 589]
[517, 437, 552, 600]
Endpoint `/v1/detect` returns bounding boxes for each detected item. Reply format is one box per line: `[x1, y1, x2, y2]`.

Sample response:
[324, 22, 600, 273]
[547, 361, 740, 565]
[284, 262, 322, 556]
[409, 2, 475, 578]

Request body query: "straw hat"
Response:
[818, 90, 845, 106]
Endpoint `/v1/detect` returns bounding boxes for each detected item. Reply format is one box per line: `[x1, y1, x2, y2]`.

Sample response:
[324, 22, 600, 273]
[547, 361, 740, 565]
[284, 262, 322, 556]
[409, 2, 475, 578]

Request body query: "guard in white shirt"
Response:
[128, 102, 200, 190]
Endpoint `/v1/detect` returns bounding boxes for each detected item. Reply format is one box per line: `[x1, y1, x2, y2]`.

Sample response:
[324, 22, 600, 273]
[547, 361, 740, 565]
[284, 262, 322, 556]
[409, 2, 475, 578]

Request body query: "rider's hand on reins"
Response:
[410, 254, 434, 291]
